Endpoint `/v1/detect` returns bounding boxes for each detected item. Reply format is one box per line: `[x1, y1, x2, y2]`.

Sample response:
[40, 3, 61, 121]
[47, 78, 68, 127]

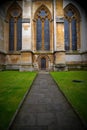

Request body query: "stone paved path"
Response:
[9, 73, 86, 130]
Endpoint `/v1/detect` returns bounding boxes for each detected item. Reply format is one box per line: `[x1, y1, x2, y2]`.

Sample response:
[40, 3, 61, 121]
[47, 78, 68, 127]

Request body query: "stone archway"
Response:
[37, 54, 50, 70]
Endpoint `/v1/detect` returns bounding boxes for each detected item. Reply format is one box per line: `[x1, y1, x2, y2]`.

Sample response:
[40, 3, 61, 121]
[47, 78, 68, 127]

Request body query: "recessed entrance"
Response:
[41, 58, 46, 70]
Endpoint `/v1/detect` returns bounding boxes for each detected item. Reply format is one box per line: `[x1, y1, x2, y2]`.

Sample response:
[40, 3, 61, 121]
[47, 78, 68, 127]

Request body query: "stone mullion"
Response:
[54, 0, 56, 51]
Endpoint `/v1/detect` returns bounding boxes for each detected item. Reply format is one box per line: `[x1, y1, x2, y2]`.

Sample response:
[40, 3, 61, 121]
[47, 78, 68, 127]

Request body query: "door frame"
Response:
[37, 54, 50, 70]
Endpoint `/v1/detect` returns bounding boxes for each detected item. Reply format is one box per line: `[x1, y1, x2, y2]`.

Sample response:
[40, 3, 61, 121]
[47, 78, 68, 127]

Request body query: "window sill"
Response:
[65, 50, 80, 55]
[7, 51, 21, 55]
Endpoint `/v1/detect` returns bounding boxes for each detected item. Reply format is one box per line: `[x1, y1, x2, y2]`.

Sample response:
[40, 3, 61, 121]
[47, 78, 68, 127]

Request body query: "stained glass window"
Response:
[66, 10, 74, 17]
[64, 7, 78, 51]
[36, 19, 42, 50]
[72, 19, 77, 50]
[64, 19, 70, 50]
[8, 4, 22, 52]
[36, 9, 50, 51]
[11, 9, 20, 17]
[17, 18, 22, 50]
[9, 18, 14, 51]
[39, 10, 46, 17]
[44, 18, 50, 50]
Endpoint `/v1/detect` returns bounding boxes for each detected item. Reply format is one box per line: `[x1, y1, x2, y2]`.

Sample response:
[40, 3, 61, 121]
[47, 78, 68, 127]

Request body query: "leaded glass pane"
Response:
[64, 19, 70, 50]
[11, 9, 20, 17]
[66, 10, 74, 17]
[39, 10, 46, 17]
[44, 18, 50, 50]
[36, 19, 42, 50]
[9, 18, 14, 51]
[72, 19, 77, 50]
[17, 18, 22, 50]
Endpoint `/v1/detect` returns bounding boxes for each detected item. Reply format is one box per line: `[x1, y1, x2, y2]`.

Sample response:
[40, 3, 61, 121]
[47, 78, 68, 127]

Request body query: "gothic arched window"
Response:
[7, 2, 22, 51]
[64, 4, 80, 51]
[34, 5, 51, 51]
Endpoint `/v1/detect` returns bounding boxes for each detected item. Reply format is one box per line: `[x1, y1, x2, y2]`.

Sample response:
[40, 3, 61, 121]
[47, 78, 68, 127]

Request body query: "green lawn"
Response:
[50, 71, 87, 124]
[0, 71, 36, 130]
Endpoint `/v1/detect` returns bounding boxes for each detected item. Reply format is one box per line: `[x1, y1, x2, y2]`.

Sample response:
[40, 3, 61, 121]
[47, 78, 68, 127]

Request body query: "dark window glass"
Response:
[39, 10, 46, 17]
[12, 10, 19, 17]
[9, 18, 14, 51]
[36, 19, 42, 50]
[72, 19, 77, 50]
[64, 19, 70, 50]
[17, 18, 22, 50]
[44, 18, 50, 50]
[66, 10, 74, 17]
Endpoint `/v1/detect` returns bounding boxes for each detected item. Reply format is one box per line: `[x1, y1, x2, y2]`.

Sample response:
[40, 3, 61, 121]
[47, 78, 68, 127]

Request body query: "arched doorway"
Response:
[41, 58, 46, 70]
[37, 54, 50, 70]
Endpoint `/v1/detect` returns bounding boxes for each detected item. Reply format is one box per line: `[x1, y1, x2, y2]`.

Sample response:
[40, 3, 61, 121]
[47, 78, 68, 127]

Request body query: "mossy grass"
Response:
[50, 71, 87, 124]
[0, 71, 36, 130]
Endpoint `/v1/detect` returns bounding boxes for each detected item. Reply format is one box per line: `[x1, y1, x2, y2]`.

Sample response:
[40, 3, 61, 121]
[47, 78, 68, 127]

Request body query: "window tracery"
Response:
[34, 5, 51, 51]
[7, 2, 22, 51]
[64, 4, 80, 51]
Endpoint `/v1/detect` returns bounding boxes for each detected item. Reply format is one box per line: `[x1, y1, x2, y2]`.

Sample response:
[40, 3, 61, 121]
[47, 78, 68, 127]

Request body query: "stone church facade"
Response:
[0, 0, 87, 71]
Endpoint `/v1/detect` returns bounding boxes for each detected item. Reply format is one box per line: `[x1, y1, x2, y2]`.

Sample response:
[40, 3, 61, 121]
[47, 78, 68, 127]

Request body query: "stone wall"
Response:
[0, 0, 87, 71]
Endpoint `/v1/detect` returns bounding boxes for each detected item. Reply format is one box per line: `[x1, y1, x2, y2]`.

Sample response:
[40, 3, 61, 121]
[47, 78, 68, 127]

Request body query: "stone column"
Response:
[22, 0, 31, 50]
[56, 0, 64, 51]
[54, 0, 56, 51]
[20, 0, 33, 71]
[20, 50, 33, 71]
[54, 0, 66, 71]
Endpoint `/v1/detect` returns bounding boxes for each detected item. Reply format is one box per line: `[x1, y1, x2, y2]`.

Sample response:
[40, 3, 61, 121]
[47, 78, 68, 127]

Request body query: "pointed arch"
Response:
[7, 1, 22, 51]
[64, 3, 81, 51]
[33, 4, 53, 51]
[34, 4, 52, 20]
[64, 3, 80, 21]
[37, 54, 50, 70]
[7, 1, 22, 19]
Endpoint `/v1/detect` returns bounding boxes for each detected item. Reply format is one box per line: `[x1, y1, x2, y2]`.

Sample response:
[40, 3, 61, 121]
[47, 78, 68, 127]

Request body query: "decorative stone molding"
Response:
[56, 16, 64, 23]
[22, 18, 30, 23]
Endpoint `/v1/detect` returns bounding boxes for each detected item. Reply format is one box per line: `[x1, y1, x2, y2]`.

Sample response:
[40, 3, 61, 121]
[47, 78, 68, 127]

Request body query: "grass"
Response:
[0, 71, 36, 130]
[50, 71, 87, 124]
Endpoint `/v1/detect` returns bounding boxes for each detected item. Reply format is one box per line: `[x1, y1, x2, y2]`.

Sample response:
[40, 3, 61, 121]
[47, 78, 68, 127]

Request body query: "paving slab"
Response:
[9, 73, 86, 130]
